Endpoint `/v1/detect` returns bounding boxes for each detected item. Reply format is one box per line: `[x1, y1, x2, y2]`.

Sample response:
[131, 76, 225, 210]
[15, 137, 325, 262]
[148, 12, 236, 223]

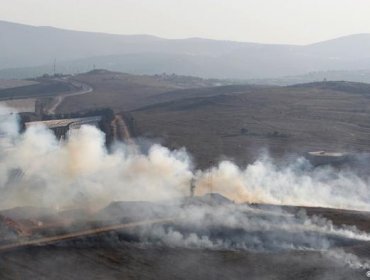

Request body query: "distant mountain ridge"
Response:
[1, 20, 370, 79]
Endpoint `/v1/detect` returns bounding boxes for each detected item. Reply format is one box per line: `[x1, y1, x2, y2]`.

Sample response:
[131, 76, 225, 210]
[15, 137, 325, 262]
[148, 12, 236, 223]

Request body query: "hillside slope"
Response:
[2, 21, 370, 79]
[131, 81, 370, 167]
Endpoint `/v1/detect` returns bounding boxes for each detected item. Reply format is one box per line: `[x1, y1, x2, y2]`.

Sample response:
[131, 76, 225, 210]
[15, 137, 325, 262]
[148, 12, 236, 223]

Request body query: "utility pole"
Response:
[53, 58, 57, 76]
[190, 177, 195, 197]
[209, 160, 213, 195]
[206, 161, 214, 206]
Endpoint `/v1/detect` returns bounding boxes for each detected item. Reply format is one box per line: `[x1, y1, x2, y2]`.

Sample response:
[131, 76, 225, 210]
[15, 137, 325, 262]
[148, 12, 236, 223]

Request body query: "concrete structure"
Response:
[25, 116, 102, 139]
[306, 151, 349, 166]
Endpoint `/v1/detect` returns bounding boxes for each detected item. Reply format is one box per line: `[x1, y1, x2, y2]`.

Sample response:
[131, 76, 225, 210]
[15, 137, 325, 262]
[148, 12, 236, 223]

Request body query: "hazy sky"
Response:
[1, 0, 370, 44]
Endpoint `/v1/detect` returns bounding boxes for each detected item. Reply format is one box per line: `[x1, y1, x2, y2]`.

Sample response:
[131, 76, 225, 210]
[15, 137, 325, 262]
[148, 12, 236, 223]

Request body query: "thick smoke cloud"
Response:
[139, 204, 370, 249]
[0, 106, 193, 210]
[1, 105, 370, 271]
[195, 157, 370, 211]
[1, 105, 370, 211]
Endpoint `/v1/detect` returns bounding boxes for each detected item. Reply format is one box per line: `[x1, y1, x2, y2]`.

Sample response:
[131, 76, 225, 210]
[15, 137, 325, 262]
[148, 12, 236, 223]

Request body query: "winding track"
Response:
[46, 80, 93, 114]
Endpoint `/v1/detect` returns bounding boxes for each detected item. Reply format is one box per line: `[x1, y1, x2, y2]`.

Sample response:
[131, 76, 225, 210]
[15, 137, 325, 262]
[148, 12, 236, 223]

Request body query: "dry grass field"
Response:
[50, 71, 370, 168]
[57, 71, 223, 113]
[131, 81, 370, 167]
[1, 199, 370, 280]
[1, 70, 361, 170]
[0, 245, 363, 280]
[0, 98, 36, 112]
[0, 78, 76, 101]
[0, 79, 38, 90]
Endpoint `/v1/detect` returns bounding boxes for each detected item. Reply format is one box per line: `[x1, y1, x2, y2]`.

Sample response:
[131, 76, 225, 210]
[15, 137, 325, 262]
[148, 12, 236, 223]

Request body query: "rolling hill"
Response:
[6, 69, 370, 168]
[130, 81, 370, 167]
[1, 21, 370, 80]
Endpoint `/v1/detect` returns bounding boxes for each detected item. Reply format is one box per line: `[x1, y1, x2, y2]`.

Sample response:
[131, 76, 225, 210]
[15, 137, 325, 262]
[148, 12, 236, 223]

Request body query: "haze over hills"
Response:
[1, 20, 370, 80]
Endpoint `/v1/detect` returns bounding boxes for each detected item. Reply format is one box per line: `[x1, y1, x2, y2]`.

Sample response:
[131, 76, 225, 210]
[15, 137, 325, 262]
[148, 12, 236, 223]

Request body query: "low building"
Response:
[25, 116, 102, 139]
[306, 151, 350, 166]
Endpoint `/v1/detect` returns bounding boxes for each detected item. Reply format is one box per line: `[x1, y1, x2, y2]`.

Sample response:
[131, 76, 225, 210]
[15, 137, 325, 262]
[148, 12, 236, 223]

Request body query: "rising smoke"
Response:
[195, 158, 370, 211]
[1, 105, 370, 211]
[1, 105, 370, 271]
[0, 106, 193, 210]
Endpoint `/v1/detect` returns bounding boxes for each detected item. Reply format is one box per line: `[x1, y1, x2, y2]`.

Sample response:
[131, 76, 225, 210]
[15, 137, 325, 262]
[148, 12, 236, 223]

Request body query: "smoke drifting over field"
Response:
[0, 109, 192, 210]
[136, 204, 370, 269]
[2, 105, 370, 274]
[1, 105, 370, 211]
[194, 158, 370, 211]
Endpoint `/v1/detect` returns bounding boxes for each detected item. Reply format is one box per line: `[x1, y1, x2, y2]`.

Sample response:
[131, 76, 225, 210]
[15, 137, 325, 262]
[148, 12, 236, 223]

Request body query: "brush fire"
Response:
[1, 105, 370, 279]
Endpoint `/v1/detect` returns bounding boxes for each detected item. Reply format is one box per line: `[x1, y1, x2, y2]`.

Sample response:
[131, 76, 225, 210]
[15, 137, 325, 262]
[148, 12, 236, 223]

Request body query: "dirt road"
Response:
[46, 80, 93, 115]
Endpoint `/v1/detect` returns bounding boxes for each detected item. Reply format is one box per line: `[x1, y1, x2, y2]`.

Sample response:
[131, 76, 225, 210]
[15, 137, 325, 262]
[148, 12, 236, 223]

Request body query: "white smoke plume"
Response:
[0, 106, 193, 210]
[326, 249, 370, 270]
[2, 105, 370, 272]
[1, 105, 370, 211]
[133, 203, 370, 272]
[194, 158, 370, 211]
[139, 204, 370, 250]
